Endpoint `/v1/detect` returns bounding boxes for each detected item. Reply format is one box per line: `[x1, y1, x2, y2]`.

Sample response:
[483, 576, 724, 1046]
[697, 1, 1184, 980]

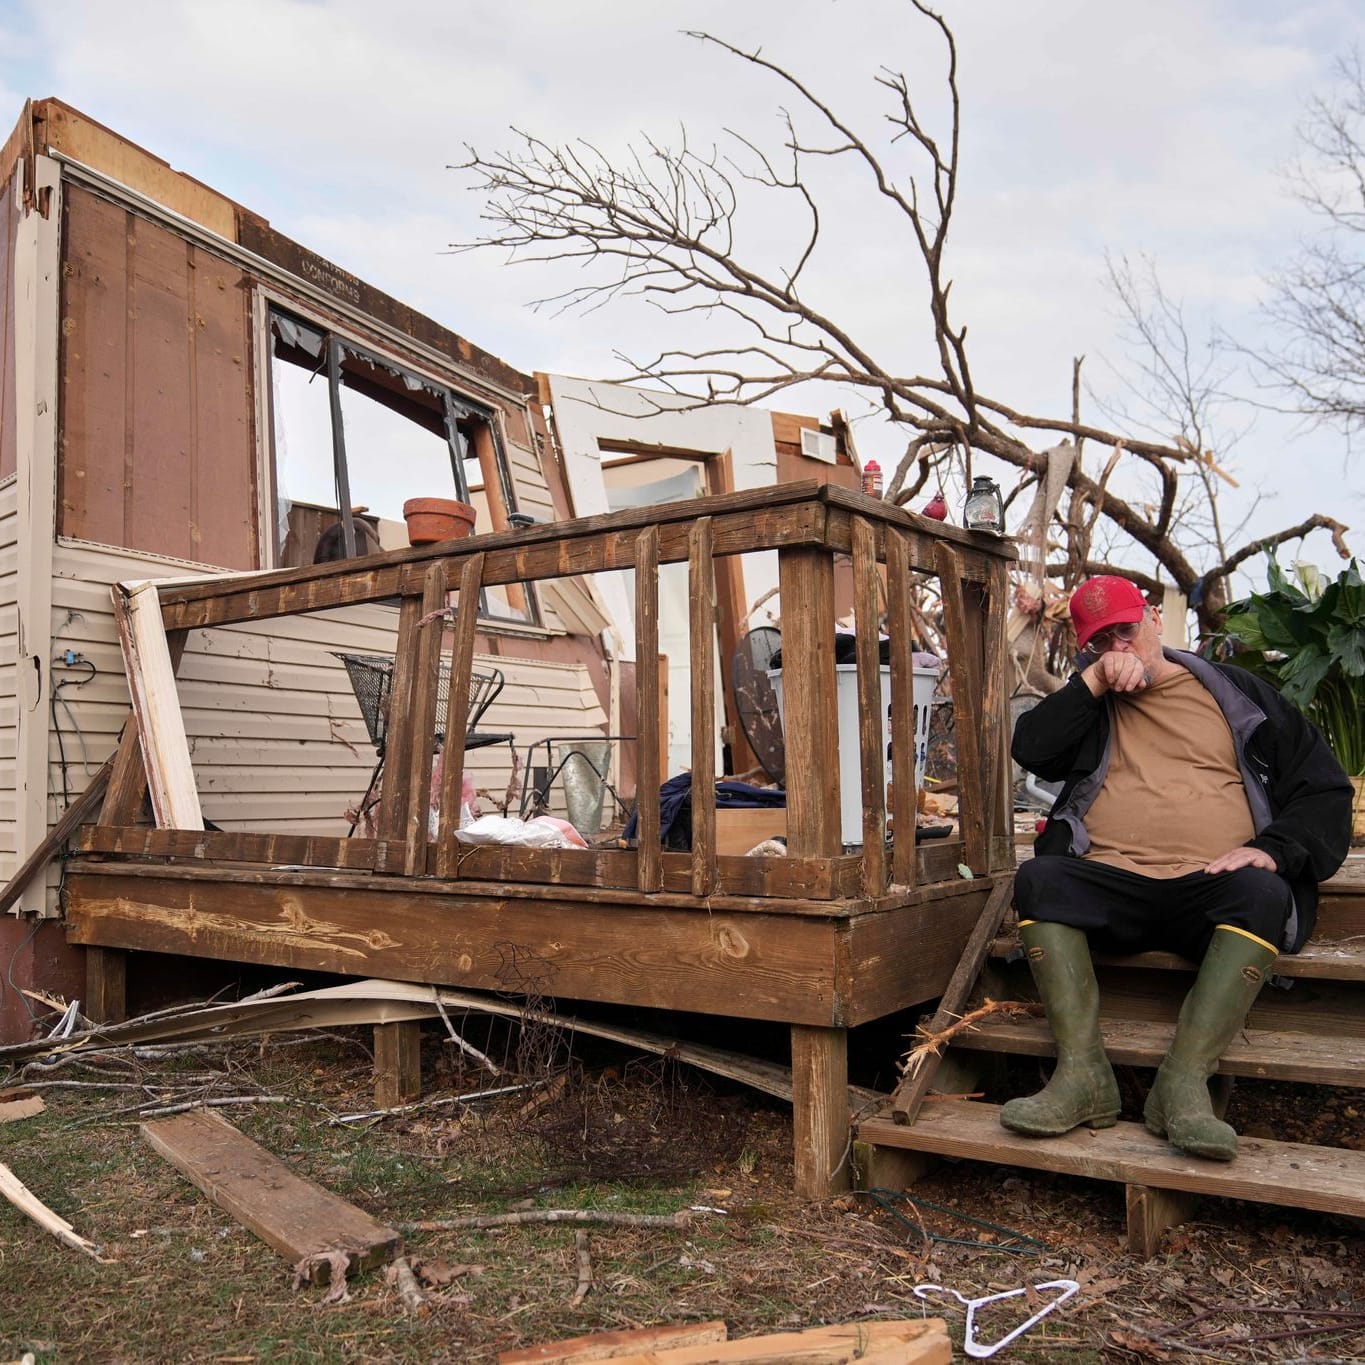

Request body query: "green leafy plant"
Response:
[1214, 557, 1365, 775]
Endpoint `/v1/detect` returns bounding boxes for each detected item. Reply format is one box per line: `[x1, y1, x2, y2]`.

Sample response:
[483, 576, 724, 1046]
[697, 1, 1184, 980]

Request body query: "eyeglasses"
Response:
[1084, 619, 1144, 653]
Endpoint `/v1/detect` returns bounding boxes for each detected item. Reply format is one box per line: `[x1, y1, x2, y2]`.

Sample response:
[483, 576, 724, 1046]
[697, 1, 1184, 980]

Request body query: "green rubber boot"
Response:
[1000, 921, 1120, 1137]
[1144, 926, 1276, 1161]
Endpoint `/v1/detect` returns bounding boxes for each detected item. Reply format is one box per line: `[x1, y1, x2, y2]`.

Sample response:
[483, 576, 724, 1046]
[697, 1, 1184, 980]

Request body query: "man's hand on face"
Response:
[1205, 845, 1277, 875]
[1081, 650, 1149, 697]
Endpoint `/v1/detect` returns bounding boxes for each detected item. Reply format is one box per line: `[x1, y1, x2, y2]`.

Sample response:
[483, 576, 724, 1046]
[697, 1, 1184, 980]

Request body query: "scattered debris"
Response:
[0, 1093, 45, 1123]
[569, 1229, 592, 1307]
[400, 1209, 693, 1234]
[899, 998, 1043, 1079]
[604, 1317, 949, 1363]
[0, 1161, 104, 1260]
[385, 1256, 431, 1316]
[142, 1108, 402, 1285]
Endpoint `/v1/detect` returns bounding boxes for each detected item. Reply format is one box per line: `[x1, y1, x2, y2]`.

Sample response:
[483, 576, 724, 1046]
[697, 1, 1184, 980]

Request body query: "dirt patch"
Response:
[1, 1028, 1362, 1363]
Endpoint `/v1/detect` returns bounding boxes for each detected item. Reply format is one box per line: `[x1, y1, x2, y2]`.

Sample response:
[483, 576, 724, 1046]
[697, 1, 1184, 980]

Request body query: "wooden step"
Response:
[949, 1015, 1365, 1087]
[990, 936, 1365, 982]
[858, 1103, 1365, 1219]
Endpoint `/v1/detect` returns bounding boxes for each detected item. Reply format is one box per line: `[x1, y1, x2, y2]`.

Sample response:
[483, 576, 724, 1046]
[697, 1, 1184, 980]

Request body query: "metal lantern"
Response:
[962, 476, 1004, 535]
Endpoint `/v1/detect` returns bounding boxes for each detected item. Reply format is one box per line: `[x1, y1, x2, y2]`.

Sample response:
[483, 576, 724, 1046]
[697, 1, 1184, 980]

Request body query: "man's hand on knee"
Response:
[1204, 845, 1277, 875]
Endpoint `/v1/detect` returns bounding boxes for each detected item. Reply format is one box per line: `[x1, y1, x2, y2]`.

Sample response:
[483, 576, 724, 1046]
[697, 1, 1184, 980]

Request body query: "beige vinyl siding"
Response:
[0, 479, 17, 869]
[49, 540, 610, 837]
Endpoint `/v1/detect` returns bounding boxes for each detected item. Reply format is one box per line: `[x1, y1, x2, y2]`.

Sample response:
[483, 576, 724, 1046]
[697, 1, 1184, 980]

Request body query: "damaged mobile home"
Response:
[9, 99, 1361, 1239]
[1, 97, 1020, 1201]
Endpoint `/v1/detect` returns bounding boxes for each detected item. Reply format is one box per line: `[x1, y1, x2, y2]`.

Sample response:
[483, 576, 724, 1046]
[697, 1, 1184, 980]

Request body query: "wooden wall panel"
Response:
[59, 185, 255, 568]
[0, 175, 15, 481]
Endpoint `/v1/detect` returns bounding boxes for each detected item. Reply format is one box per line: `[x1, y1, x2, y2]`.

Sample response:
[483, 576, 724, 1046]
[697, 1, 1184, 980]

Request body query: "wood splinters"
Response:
[0, 1161, 106, 1261]
[570, 1229, 592, 1307]
[386, 1256, 431, 1315]
[899, 998, 1042, 1077]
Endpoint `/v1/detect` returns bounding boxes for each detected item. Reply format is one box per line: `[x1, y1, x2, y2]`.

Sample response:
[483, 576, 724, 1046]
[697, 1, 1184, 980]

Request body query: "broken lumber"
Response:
[0, 1161, 103, 1260]
[609, 1317, 951, 1364]
[401, 1208, 691, 1233]
[142, 1108, 401, 1282]
[499, 1321, 729, 1364]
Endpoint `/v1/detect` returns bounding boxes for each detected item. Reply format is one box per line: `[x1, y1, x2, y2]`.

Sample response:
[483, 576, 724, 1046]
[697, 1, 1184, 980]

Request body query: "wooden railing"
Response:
[80, 482, 1016, 902]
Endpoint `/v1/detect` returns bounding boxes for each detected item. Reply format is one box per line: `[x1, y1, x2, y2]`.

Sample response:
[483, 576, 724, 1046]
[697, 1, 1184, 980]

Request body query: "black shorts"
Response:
[1013, 855, 1291, 961]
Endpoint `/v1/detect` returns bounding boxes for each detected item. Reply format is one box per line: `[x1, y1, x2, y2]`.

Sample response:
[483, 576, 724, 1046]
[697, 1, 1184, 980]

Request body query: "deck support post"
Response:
[85, 946, 127, 1024]
[1126, 1183, 1200, 1258]
[373, 1020, 422, 1110]
[852, 1140, 938, 1192]
[791, 1023, 850, 1200]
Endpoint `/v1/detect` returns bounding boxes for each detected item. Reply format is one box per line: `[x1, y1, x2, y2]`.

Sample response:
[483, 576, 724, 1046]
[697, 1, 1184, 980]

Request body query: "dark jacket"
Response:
[1012, 648, 1353, 952]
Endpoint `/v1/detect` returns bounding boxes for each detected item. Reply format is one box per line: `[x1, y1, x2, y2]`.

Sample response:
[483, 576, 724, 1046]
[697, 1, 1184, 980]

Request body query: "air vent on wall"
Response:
[800, 427, 837, 464]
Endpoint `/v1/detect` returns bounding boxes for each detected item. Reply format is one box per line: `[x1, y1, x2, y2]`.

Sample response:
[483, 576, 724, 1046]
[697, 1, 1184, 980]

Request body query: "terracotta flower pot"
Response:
[402, 497, 477, 546]
[1351, 775, 1365, 847]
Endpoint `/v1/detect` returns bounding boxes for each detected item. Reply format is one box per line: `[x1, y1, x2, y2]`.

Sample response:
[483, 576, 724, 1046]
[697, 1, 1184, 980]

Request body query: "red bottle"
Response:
[860, 459, 883, 497]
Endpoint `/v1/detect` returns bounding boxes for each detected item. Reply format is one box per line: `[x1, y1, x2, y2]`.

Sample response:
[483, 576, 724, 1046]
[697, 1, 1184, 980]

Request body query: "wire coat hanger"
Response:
[913, 1278, 1080, 1358]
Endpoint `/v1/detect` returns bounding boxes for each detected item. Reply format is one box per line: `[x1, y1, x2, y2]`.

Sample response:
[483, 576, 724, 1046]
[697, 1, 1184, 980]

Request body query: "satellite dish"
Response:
[732, 626, 785, 784]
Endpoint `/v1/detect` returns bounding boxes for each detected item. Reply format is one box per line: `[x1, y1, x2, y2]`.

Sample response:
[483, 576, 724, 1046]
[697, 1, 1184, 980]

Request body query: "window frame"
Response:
[262, 300, 539, 626]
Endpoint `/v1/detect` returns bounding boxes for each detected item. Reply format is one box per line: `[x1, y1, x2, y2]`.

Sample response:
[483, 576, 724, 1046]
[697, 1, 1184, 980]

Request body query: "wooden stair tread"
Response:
[990, 936, 1365, 981]
[950, 1015, 1365, 1086]
[858, 1105, 1365, 1217]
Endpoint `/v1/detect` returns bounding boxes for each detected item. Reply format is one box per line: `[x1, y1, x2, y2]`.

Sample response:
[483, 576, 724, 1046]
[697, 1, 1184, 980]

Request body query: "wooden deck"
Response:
[63, 483, 1018, 1199]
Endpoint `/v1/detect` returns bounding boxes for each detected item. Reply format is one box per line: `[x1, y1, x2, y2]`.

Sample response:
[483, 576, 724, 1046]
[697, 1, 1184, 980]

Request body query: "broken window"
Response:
[266, 308, 536, 625]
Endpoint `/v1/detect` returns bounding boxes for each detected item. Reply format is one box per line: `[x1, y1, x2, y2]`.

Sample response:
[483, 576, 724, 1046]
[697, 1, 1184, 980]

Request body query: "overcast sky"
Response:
[2, 0, 1361, 591]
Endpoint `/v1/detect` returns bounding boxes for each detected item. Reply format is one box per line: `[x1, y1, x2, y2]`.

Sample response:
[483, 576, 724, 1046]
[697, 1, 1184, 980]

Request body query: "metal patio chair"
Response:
[336, 652, 514, 834]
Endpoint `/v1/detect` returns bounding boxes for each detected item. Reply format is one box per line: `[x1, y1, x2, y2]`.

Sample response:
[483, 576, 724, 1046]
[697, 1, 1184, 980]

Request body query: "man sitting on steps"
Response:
[1006, 574, 1351, 1160]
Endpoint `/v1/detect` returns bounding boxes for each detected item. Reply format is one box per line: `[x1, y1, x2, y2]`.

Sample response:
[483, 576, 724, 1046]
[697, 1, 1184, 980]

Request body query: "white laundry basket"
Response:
[769, 658, 939, 847]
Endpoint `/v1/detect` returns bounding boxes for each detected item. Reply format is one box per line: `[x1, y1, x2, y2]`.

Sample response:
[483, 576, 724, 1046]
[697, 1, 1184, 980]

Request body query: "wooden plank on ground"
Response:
[142, 1108, 401, 1279]
[499, 1320, 728, 1364]
[890, 874, 1014, 1123]
[608, 1317, 950, 1364]
[858, 1104, 1365, 1218]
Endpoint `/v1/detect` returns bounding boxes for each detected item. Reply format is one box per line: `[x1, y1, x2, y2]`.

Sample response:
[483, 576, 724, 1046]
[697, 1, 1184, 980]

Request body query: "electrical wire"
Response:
[50, 656, 97, 812]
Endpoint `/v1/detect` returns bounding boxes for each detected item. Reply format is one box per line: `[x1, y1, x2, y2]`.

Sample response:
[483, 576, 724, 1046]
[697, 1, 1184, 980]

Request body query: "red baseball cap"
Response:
[1069, 575, 1147, 650]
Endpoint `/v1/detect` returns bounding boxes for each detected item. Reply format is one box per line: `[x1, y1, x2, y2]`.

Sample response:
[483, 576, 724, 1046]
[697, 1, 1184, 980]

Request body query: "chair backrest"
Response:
[335, 653, 505, 753]
[466, 666, 504, 733]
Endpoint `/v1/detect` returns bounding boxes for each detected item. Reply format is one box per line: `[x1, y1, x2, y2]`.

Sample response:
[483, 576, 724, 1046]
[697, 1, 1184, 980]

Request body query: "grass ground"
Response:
[1, 1024, 1362, 1363]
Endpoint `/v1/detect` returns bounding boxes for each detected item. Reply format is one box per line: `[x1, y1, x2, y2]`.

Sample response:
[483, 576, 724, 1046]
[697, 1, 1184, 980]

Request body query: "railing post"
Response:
[852, 517, 887, 895]
[776, 546, 840, 858]
[689, 517, 717, 896]
[435, 553, 485, 879]
[935, 542, 988, 873]
[634, 527, 662, 893]
[886, 529, 920, 888]
[401, 560, 449, 876]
